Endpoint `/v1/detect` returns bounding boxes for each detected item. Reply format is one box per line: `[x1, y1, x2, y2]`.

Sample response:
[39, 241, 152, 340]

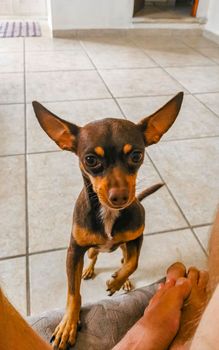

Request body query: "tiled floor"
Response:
[0, 29, 218, 317]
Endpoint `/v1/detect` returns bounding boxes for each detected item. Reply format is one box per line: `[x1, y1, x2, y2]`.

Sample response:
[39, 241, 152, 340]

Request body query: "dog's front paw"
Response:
[50, 314, 78, 350]
[106, 277, 124, 296]
[82, 265, 95, 280]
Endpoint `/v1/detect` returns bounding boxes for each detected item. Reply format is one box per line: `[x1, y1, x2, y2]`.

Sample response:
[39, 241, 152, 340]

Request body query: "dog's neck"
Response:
[82, 174, 120, 239]
[99, 206, 120, 240]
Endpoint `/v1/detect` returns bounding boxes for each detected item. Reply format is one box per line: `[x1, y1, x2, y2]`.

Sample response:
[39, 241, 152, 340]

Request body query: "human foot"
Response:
[113, 262, 191, 350]
[170, 267, 209, 349]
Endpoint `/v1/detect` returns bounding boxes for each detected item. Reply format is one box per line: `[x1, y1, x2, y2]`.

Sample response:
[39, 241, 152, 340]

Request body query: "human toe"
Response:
[198, 270, 209, 290]
[166, 262, 186, 282]
[187, 267, 199, 285]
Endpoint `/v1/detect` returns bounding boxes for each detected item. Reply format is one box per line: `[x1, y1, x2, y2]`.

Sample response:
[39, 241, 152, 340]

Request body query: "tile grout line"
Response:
[128, 36, 192, 96]
[0, 220, 211, 262]
[1, 90, 219, 107]
[8, 65, 219, 76]
[192, 230, 209, 255]
[145, 222, 212, 237]
[79, 40, 127, 120]
[192, 93, 219, 120]
[0, 247, 68, 262]
[145, 151, 208, 258]
[163, 63, 219, 115]
[125, 35, 218, 69]
[23, 37, 31, 316]
[0, 221, 212, 262]
[180, 39, 219, 66]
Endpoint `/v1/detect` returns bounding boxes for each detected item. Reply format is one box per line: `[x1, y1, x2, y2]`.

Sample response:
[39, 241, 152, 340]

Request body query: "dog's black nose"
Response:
[108, 188, 129, 207]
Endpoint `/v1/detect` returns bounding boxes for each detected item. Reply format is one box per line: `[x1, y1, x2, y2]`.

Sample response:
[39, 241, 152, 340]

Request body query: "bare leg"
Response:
[208, 208, 219, 295]
[169, 209, 219, 349]
[190, 209, 219, 350]
[190, 285, 219, 350]
[0, 288, 51, 350]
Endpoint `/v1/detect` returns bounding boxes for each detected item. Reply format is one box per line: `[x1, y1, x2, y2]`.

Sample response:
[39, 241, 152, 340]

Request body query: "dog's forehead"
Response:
[78, 118, 144, 152]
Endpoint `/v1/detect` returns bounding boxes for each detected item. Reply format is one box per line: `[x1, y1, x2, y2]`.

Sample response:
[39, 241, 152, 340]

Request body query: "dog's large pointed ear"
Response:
[32, 101, 80, 152]
[138, 92, 184, 146]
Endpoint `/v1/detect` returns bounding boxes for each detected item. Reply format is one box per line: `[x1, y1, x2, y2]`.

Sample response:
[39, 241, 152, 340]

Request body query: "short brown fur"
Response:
[32, 92, 183, 350]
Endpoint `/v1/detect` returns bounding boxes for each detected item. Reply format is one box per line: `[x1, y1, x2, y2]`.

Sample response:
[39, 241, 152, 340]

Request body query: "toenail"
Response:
[176, 277, 187, 285]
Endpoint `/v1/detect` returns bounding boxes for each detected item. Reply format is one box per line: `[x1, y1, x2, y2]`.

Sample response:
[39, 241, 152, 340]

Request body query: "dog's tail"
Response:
[137, 183, 164, 202]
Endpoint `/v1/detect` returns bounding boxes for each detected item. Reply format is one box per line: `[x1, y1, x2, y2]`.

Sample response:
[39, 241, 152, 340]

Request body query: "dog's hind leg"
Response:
[82, 247, 99, 280]
[120, 244, 134, 292]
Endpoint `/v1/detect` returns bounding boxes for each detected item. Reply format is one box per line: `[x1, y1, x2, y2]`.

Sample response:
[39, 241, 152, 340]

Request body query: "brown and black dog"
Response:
[32, 91, 183, 350]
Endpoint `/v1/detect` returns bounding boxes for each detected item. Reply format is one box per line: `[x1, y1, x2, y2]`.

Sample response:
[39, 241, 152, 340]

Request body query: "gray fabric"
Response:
[27, 281, 163, 350]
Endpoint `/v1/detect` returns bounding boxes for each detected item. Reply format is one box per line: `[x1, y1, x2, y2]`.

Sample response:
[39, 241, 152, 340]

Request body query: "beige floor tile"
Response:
[0, 73, 24, 103]
[27, 99, 123, 153]
[83, 228, 207, 301]
[0, 257, 26, 314]
[25, 50, 94, 72]
[82, 247, 126, 303]
[117, 94, 219, 140]
[194, 225, 211, 252]
[0, 52, 24, 73]
[0, 37, 23, 52]
[144, 47, 215, 67]
[133, 35, 187, 49]
[0, 156, 26, 258]
[29, 230, 207, 315]
[28, 152, 82, 252]
[195, 92, 219, 117]
[25, 37, 82, 51]
[99, 68, 187, 98]
[182, 36, 218, 48]
[0, 104, 25, 156]
[133, 229, 207, 287]
[29, 250, 66, 315]
[197, 47, 219, 65]
[26, 70, 110, 102]
[82, 40, 156, 69]
[137, 159, 187, 233]
[147, 138, 219, 226]
[30, 249, 122, 313]
[80, 35, 134, 49]
[166, 66, 219, 93]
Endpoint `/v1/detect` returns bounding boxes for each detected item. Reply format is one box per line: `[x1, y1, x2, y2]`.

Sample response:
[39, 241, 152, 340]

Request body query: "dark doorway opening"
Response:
[133, 1, 199, 22]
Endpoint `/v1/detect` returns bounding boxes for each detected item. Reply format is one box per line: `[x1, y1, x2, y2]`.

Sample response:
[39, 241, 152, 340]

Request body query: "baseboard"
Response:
[203, 29, 219, 45]
[52, 27, 204, 39]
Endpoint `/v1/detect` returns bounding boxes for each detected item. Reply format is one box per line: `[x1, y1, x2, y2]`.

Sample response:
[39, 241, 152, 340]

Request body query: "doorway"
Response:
[133, 0, 200, 23]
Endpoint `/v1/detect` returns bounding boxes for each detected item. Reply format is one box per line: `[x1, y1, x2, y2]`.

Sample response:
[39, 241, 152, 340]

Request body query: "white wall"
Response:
[49, 0, 219, 36]
[205, 0, 219, 35]
[196, 0, 210, 20]
[50, 0, 134, 30]
[0, 0, 47, 17]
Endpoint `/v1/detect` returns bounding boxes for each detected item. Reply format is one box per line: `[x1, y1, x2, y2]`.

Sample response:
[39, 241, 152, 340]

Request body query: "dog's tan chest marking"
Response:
[73, 223, 144, 249]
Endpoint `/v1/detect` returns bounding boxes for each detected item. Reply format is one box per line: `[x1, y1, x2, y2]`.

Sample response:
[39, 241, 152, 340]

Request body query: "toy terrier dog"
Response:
[33, 91, 183, 350]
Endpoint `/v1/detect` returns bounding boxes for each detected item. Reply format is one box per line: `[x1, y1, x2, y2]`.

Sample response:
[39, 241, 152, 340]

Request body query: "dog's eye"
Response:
[130, 151, 143, 163]
[85, 155, 99, 168]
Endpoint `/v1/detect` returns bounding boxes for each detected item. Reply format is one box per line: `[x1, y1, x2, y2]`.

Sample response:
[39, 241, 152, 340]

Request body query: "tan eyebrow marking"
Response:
[123, 144, 133, 154]
[94, 146, 105, 157]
